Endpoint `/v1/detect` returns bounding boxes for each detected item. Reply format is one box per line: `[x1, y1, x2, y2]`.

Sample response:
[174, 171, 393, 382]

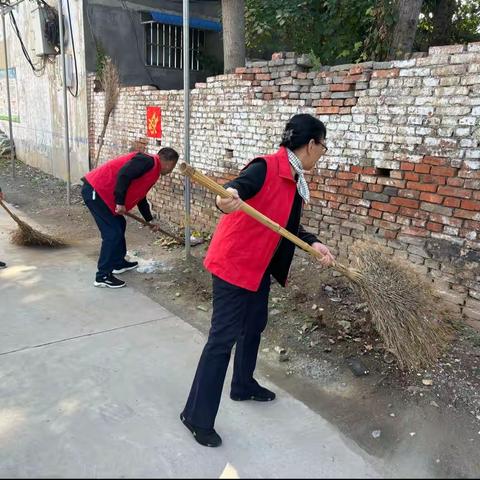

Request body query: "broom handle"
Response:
[180, 163, 350, 274]
[0, 199, 20, 223]
[125, 212, 184, 244]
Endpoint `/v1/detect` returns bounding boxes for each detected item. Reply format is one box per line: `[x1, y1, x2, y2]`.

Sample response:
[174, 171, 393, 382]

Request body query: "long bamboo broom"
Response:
[180, 163, 451, 371]
[0, 200, 66, 247]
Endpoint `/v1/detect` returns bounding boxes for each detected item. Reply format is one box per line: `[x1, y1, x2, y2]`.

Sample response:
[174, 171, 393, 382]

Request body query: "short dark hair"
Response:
[280, 114, 326, 150]
[158, 147, 179, 163]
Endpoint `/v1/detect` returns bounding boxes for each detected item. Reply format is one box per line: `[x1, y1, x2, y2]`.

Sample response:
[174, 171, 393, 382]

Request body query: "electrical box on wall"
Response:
[32, 7, 57, 56]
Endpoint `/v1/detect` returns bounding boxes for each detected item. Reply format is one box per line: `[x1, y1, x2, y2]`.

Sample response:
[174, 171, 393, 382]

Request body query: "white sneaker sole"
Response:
[112, 265, 137, 274]
[93, 281, 126, 288]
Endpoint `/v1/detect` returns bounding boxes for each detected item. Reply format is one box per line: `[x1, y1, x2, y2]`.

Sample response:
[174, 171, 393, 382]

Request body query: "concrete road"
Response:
[0, 207, 389, 478]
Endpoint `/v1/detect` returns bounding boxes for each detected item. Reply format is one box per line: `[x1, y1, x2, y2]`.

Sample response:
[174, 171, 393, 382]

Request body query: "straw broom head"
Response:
[1, 201, 66, 247]
[348, 241, 453, 371]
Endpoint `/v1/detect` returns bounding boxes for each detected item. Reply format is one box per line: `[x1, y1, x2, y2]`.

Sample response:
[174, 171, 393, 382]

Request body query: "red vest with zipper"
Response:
[204, 147, 297, 292]
[84, 152, 161, 214]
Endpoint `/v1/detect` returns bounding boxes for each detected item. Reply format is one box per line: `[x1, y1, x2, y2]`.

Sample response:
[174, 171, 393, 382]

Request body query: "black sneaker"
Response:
[230, 385, 276, 402]
[112, 260, 138, 274]
[0, 261, 6, 269]
[180, 413, 222, 448]
[94, 273, 126, 289]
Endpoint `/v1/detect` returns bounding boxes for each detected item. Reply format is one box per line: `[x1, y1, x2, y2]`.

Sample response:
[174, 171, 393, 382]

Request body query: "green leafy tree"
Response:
[245, 0, 480, 65]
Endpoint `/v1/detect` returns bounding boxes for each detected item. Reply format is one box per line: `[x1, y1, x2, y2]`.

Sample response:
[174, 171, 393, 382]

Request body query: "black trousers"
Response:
[82, 183, 127, 278]
[182, 272, 271, 430]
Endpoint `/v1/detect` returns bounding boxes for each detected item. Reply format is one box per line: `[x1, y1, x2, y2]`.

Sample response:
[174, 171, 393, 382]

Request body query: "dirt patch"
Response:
[1, 157, 479, 475]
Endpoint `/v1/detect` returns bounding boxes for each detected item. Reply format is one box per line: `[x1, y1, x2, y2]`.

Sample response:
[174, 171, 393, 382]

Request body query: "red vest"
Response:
[84, 152, 161, 214]
[204, 147, 297, 291]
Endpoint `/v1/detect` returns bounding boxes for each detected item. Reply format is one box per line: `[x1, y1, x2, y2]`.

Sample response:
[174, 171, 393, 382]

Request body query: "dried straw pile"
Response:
[349, 241, 452, 370]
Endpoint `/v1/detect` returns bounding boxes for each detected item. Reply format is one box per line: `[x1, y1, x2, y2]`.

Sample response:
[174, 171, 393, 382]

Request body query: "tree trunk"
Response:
[221, 0, 245, 73]
[389, 0, 424, 59]
[430, 0, 456, 46]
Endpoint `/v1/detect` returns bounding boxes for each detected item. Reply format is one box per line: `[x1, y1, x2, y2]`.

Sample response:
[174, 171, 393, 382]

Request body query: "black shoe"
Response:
[230, 385, 276, 402]
[94, 273, 126, 289]
[0, 261, 6, 269]
[112, 260, 138, 274]
[180, 413, 222, 448]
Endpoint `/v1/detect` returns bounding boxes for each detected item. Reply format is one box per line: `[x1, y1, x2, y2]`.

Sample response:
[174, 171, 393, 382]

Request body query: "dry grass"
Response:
[348, 241, 452, 371]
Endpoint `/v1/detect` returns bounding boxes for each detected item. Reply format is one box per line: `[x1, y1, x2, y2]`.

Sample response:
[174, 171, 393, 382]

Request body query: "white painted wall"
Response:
[0, 0, 89, 182]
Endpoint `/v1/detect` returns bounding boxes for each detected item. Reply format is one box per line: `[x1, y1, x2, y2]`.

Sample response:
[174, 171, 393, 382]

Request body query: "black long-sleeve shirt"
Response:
[223, 159, 319, 287]
[113, 153, 154, 222]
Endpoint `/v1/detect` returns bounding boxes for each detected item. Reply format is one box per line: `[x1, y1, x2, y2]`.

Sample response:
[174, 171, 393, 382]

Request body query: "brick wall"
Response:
[88, 43, 480, 328]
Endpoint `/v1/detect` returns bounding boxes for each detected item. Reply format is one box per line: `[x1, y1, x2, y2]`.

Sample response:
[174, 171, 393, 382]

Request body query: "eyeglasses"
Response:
[318, 140, 328, 153]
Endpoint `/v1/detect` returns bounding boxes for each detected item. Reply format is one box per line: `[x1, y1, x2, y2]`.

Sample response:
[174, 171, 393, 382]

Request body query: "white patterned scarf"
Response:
[287, 148, 310, 203]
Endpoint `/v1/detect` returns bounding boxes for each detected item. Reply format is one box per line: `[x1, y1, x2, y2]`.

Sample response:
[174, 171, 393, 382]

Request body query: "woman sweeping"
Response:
[180, 113, 335, 447]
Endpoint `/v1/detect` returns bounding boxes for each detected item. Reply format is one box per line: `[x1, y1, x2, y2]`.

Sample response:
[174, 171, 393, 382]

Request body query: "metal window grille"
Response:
[144, 22, 205, 70]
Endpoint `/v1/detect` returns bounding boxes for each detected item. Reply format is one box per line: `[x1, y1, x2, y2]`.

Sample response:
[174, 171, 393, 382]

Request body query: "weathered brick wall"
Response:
[88, 43, 480, 328]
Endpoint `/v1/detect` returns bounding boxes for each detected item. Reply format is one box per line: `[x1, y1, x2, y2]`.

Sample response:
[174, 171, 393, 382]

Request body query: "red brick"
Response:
[404, 172, 420, 181]
[437, 186, 472, 199]
[415, 164, 431, 174]
[401, 162, 415, 171]
[263, 93, 273, 100]
[426, 222, 443, 232]
[371, 201, 399, 213]
[369, 209, 383, 219]
[474, 191, 480, 200]
[338, 172, 359, 180]
[352, 182, 368, 191]
[330, 83, 354, 92]
[430, 166, 457, 177]
[423, 155, 448, 166]
[447, 177, 465, 187]
[420, 192, 444, 204]
[377, 220, 400, 231]
[344, 98, 357, 106]
[407, 182, 438, 192]
[332, 99, 344, 106]
[454, 209, 478, 219]
[351, 166, 363, 174]
[349, 66, 364, 75]
[316, 106, 340, 114]
[401, 226, 429, 237]
[372, 68, 400, 78]
[256, 73, 271, 80]
[339, 107, 352, 114]
[368, 184, 384, 192]
[420, 174, 446, 185]
[383, 230, 398, 240]
[310, 190, 325, 199]
[363, 167, 378, 175]
[235, 67, 247, 74]
[339, 187, 363, 198]
[316, 99, 333, 107]
[461, 199, 480, 211]
[443, 197, 461, 208]
[391, 197, 420, 208]
[399, 207, 429, 220]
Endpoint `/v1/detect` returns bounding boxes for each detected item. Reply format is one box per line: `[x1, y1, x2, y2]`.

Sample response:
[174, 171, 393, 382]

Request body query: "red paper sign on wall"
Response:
[146, 106, 162, 138]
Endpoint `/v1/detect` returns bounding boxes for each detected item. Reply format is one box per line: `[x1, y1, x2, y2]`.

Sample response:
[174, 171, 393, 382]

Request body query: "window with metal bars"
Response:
[145, 23, 205, 70]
